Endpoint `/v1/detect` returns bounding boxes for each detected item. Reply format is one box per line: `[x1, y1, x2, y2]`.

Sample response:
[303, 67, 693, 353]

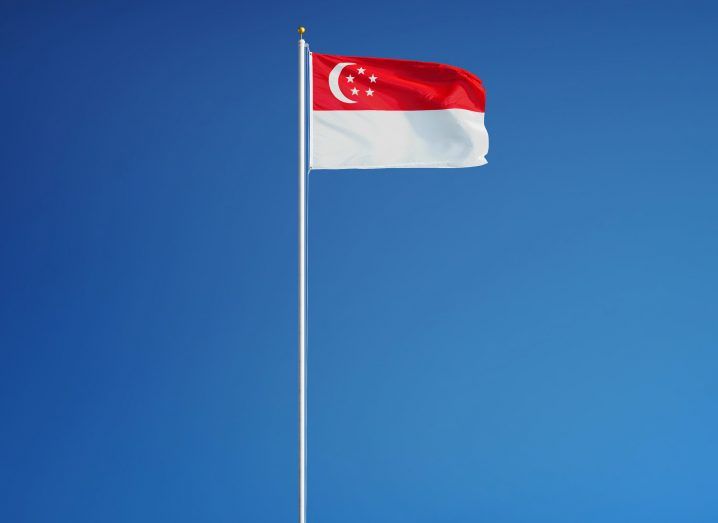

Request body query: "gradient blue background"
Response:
[2, 1, 717, 521]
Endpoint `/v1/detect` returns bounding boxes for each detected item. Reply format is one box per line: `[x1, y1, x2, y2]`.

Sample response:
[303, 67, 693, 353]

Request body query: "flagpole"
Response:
[297, 25, 307, 523]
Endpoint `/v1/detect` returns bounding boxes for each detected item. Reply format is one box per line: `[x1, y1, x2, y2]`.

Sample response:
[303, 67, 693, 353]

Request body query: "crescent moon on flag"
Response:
[328, 62, 357, 104]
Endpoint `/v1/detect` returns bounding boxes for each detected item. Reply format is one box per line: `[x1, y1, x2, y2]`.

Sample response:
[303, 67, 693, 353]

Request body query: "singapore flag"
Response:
[310, 53, 488, 169]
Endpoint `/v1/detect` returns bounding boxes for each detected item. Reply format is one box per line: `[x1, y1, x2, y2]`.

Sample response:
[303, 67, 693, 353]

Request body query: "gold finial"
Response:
[298, 26, 306, 39]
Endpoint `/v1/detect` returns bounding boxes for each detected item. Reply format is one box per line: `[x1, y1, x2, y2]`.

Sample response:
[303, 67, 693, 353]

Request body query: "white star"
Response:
[369, 74, 378, 83]
[346, 74, 354, 83]
[351, 87, 359, 96]
[357, 67, 365, 75]
[365, 88, 374, 96]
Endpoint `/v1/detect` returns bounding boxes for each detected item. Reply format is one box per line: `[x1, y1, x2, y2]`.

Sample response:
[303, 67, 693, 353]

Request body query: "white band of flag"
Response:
[311, 109, 488, 169]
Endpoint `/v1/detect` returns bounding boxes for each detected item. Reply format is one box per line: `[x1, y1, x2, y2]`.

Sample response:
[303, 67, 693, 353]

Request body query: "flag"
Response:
[310, 53, 489, 170]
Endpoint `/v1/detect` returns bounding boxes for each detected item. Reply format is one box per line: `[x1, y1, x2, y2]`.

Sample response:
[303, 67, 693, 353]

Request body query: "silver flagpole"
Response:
[297, 25, 307, 523]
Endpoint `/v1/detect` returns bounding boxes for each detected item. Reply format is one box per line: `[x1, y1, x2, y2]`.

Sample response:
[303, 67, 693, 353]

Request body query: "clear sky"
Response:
[2, 1, 717, 521]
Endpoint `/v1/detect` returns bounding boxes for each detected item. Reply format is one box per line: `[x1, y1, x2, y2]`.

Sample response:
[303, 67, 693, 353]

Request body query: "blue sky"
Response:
[1, 0, 717, 521]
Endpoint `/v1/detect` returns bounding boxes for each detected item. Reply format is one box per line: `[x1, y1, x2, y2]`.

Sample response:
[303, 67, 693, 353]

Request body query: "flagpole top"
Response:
[298, 26, 306, 39]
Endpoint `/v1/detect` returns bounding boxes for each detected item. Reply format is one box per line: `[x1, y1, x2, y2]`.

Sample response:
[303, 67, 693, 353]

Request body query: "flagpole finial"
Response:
[298, 26, 306, 40]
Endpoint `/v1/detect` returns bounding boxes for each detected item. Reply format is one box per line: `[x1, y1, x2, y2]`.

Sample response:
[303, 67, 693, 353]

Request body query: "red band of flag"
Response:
[312, 53, 486, 112]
